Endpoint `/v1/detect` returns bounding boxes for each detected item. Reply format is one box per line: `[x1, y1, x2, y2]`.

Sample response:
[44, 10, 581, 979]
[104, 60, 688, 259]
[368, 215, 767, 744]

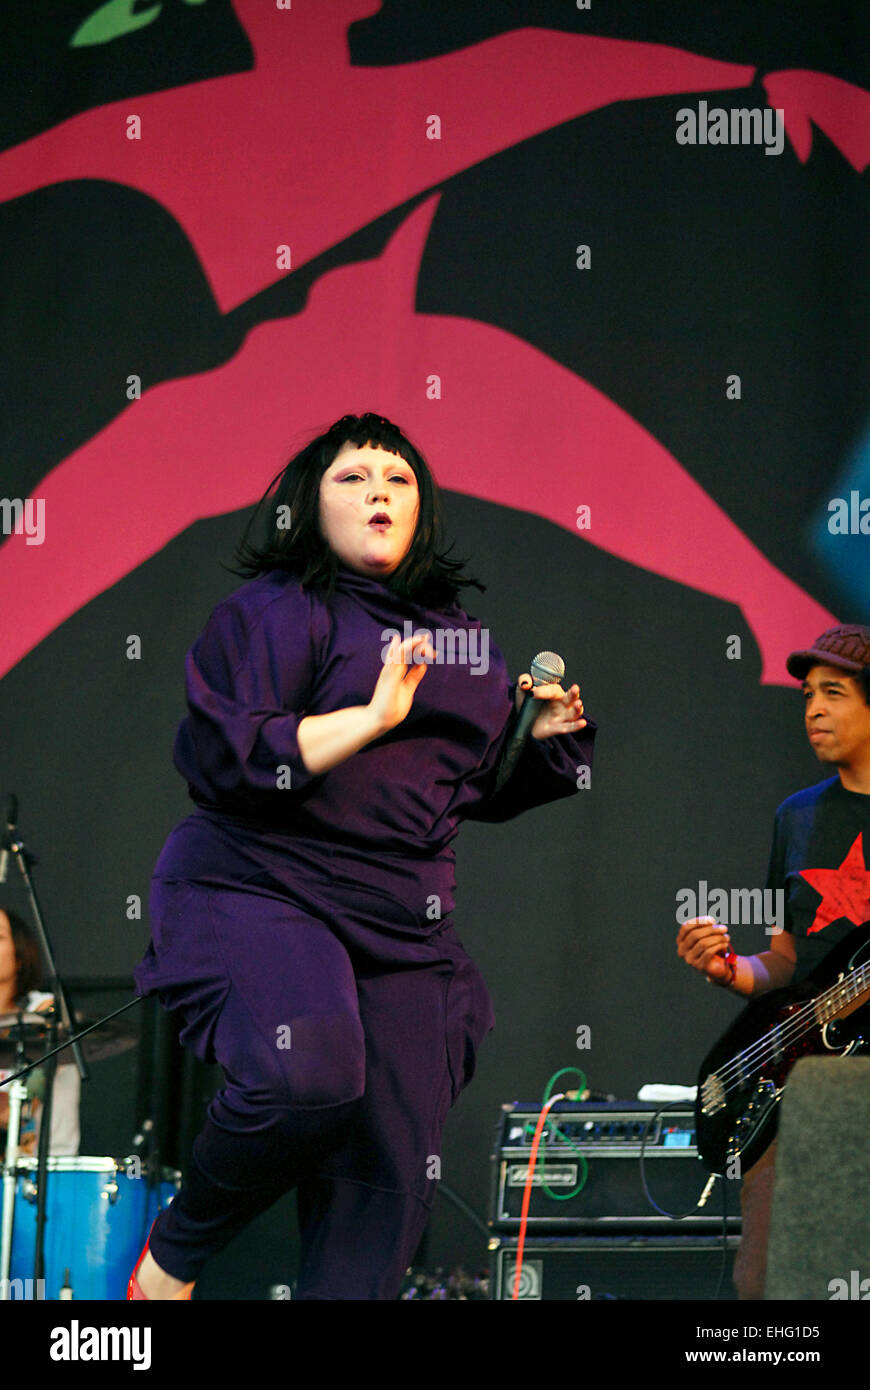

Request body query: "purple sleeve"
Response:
[463, 685, 597, 823]
[173, 586, 323, 806]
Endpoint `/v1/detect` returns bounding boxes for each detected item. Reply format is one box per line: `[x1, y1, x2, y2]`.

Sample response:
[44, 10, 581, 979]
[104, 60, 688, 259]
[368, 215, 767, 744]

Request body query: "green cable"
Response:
[528, 1068, 589, 1201]
[542, 1067, 586, 1107]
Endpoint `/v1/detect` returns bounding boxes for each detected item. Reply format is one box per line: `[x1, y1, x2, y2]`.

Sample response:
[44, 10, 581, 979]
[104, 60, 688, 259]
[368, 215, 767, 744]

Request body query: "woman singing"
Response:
[129, 413, 594, 1300]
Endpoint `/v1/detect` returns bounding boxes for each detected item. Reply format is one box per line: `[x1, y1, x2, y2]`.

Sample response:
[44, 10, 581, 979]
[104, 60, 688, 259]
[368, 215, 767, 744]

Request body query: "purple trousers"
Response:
[133, 811, 495, 1300]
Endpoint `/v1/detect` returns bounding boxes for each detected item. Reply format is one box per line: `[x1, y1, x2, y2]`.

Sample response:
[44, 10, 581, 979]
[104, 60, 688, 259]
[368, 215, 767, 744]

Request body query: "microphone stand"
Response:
[0, 1026, 30, 1296]
[31, 1011, 58, 1288]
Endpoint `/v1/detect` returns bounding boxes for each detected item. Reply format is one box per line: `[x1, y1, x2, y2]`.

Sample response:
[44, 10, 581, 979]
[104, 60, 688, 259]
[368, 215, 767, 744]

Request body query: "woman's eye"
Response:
[338, 473, 411, 483]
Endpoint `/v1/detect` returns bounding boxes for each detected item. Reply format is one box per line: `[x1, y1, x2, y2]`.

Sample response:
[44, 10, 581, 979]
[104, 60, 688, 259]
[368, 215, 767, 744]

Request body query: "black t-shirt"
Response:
[766, 775, 870, 982]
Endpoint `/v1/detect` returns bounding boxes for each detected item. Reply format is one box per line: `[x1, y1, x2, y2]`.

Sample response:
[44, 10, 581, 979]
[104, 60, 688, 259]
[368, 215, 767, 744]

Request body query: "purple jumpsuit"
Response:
[133, 562, 595, 1298]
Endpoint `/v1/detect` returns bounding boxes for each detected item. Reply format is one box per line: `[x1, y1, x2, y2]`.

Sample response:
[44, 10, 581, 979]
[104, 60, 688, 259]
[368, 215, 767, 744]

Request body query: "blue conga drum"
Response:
[10, 1156, 180, 1299]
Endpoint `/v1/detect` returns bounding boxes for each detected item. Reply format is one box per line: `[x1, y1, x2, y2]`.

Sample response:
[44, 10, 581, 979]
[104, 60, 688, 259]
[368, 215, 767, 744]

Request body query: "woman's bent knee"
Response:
[220, 1009, 367, 1111]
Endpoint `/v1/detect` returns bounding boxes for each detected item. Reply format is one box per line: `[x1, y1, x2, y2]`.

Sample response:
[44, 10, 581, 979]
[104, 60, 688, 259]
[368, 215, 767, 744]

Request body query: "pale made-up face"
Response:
[318, 443, 420, 578]
[803, 664, 870, 776]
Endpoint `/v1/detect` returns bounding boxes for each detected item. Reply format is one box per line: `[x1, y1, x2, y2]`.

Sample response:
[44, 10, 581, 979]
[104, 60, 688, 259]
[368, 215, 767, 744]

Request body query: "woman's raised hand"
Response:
[515, 676, 587, 739]
[369, 633, 435, 733]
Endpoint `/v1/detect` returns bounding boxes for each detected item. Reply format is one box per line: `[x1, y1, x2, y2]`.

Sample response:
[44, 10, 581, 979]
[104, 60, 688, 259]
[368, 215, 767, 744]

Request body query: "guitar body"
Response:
[695, 922, 870, 1175]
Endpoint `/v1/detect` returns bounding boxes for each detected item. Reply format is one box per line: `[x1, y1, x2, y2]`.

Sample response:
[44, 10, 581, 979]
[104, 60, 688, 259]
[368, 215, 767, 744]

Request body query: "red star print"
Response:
[801, 834, 870, 936]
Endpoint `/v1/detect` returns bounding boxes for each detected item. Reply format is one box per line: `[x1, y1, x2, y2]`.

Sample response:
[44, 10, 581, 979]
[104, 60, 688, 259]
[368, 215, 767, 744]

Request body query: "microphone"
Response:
[0, 793, 18, 884]
[493, 651, 566, 794]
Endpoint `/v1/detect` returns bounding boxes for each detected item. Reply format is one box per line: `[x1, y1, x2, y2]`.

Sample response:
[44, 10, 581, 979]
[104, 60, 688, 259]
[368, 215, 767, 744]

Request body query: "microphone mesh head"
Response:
[530, 651, 565, 685]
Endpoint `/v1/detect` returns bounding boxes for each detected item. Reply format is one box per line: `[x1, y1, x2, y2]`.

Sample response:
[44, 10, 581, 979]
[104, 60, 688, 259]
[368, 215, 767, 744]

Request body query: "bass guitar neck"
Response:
[695, 921, 870, 1174]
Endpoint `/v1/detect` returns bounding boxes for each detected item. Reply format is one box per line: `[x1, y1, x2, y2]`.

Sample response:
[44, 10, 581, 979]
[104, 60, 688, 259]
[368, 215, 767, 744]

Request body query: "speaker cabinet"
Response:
[490, 1233, 738, 1300]
[765, 1057, 870, 1300]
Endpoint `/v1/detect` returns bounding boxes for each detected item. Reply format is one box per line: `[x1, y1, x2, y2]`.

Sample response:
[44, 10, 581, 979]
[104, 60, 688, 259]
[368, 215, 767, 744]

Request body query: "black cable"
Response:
[0, 995, 144, 1085]
[638, 1099, 718, 1220]
[436, 1181, 490, 1239]
[713, 1162, 732, 1302]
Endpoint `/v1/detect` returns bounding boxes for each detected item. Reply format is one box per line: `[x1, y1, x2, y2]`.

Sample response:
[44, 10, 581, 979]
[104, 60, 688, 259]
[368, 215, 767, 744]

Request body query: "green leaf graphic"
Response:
[70, 0, 164, 48]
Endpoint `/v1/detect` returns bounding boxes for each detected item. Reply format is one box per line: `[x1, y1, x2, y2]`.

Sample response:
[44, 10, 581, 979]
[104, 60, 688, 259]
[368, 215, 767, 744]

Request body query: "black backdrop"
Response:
[1, 1, 867, 1291]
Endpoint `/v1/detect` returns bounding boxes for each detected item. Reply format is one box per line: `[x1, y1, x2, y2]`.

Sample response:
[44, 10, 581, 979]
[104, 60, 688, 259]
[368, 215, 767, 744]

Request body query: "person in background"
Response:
[0, 906, 80, 1156]
[677, 625, 870, 1298]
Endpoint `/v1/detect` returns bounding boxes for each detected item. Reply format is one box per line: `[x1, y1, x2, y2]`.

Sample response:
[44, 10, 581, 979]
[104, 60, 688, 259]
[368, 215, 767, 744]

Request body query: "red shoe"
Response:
[127, 1220, 195, 1301]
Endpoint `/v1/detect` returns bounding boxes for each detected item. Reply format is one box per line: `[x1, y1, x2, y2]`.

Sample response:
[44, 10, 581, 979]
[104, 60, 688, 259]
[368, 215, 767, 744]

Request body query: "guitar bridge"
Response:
[700, 1072, 725, 1116]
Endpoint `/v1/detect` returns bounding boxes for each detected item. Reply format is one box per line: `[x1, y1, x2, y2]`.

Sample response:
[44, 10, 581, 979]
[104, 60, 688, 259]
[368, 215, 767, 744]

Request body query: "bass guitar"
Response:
[696, 921, 870, 1174]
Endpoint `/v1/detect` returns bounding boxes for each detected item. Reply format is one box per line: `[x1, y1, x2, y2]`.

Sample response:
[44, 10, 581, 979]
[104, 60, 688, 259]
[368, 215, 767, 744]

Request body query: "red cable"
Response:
[511, 1092, 565, 1301]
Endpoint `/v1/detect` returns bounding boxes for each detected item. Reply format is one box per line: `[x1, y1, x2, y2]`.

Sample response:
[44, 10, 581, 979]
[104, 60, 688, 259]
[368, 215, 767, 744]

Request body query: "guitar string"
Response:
[710, 964, 870, 1099]
[707, 958, 870, 1099]
[710, 959, 870, 1094]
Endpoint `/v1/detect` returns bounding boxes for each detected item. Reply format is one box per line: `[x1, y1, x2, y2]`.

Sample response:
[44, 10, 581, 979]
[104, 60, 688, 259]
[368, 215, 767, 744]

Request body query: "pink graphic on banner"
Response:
[0, 197, 835, 684]
[0, 0, 754, 311]
[764, 70, 870, 169]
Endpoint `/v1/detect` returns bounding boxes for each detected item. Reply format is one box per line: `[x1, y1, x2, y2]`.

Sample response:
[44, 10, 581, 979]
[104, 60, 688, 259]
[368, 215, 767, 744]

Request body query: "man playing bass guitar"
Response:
[676, 625, 870, 1300]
